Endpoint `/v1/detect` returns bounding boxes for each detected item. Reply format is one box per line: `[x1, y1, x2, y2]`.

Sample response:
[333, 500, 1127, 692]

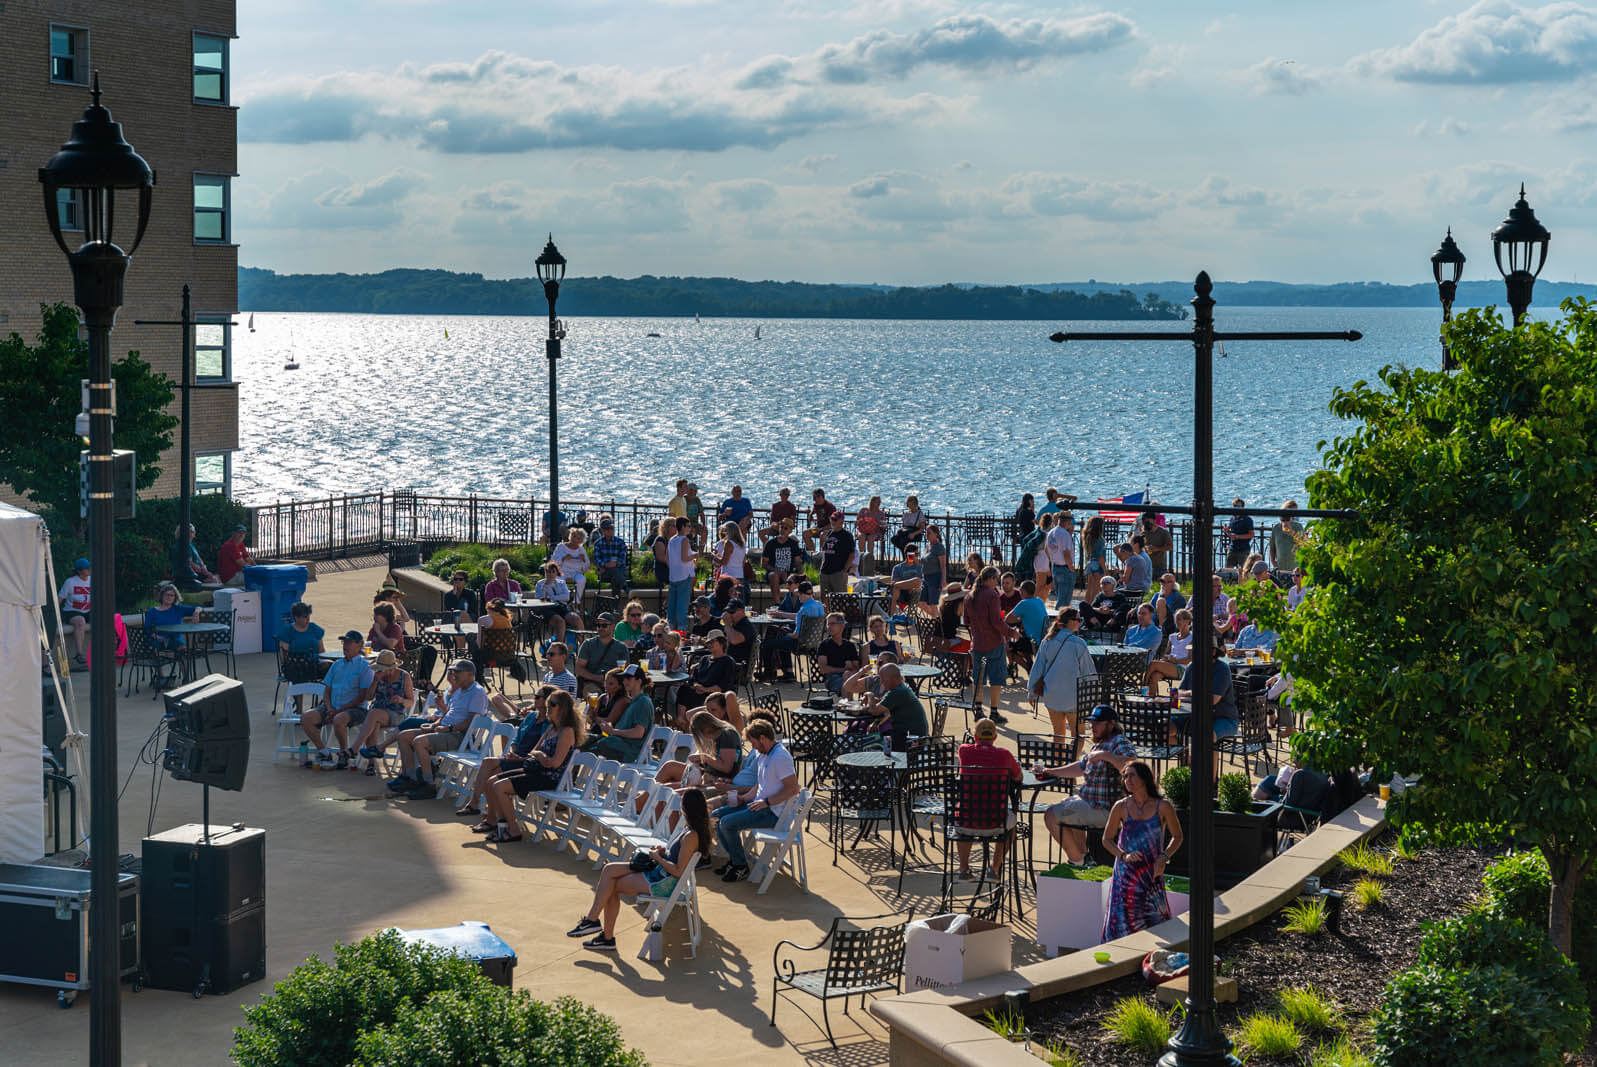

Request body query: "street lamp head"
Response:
[1491, 184, 1550, 281]
[1430, 228, 1465, 286]
[37, 73, 155, 257]
[535, 234, 567, 285]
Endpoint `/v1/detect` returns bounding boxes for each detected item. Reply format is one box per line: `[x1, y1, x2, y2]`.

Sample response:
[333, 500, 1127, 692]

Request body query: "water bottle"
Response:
[299, 741, 308, 764]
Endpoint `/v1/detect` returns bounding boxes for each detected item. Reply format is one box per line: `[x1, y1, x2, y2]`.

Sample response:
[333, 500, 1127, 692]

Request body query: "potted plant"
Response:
[1036, 862, 1115, 957]
[1161, 768, 1281, 889]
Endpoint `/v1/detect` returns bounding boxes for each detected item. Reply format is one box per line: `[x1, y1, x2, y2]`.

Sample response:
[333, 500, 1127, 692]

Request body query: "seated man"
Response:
[720, 599, 757, 673]
[761, 579, 824, 683]
[954, 718, 1023, 882]
[1038, 705, 1136, 865]
[591, 516, 631, 595]
[1122, 603, 1164, 660]
[889, 549, 924, 615]
[57, 557, 93, 668]
[680, 632, 738, 720]
[388, 658, 489, 798]
[1151, 572, 1188, 633]
[814, 612, 860, 696]
[1115, 541, 1151, 596]
[217, 525, 254, 587]
[841, 650, 896, 700]
[711, 720, 799, 884]
[574, 614, 628, 694]
[687, 597, 720, 645]
[863, 662, 927, 749]
[302, 631, 373, 770]
[541, 642, 579, 697]
[1004, 579, 1049, 666]
[1080, 576, 1124, 631]
[1231, 618, 1280, 655]
[760, 519, 807, 602]
[1173, 639, 1240, 769]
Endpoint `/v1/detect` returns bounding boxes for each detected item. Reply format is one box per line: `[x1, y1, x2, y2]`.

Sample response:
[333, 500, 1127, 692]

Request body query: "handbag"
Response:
[628, 850, 658, 873]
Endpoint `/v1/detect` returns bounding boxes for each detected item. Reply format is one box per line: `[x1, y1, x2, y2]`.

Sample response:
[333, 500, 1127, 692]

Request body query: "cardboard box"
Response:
[904, 914, 1012, 991]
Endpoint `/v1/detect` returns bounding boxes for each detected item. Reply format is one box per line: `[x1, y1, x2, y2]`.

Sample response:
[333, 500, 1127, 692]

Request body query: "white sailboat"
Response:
[248, 312, 255, 333]
[283, 326, 300, 370]
[754, 325, 761, 340]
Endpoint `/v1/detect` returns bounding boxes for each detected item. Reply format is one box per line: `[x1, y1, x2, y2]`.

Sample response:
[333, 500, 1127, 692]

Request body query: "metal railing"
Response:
[248, 492, 1295, 579]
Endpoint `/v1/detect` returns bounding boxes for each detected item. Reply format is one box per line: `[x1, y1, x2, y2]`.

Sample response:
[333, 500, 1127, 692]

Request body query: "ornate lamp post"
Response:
[38, 73, 154, 1067]
[535, 236, 567, 541]
[1491, 184, 1551, 327]
[1430, 229, 1465, 370]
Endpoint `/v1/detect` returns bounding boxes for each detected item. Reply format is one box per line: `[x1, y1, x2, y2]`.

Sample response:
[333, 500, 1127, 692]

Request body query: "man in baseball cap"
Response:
[389, 658, 489, 798]
[1036, 704, 1137, 866]
[58, 558, 93, 666]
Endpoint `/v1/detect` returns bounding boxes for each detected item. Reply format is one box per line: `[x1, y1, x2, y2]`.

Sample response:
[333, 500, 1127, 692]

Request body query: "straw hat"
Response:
[371, 649, 399, 668]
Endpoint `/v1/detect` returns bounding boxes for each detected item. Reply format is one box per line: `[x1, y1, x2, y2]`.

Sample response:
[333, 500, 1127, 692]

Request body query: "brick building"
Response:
[0, 0, 239, 502]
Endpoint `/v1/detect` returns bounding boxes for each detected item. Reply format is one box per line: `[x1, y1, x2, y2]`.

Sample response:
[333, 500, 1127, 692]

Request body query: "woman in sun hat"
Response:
[352, 648, 414, 772]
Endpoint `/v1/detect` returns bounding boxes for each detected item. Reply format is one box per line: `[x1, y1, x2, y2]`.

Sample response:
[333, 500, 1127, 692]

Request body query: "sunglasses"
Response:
[627, 611, 643, 617]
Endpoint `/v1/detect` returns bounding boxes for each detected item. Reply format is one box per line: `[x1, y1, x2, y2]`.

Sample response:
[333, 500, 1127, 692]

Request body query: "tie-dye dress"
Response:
[1102, 807, 1172, 940]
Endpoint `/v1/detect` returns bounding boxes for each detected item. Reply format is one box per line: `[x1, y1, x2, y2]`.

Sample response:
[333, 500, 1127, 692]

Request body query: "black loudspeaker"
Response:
[141, 825, 266, 996]
[41, 678, 66, 765]
[163, 735, 250, 791]
[163, 674, 250, 791]
[164, 674, 249, 739]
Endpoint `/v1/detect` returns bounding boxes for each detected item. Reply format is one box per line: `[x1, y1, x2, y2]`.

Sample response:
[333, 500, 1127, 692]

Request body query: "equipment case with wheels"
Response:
[0, 863, 141, 1007]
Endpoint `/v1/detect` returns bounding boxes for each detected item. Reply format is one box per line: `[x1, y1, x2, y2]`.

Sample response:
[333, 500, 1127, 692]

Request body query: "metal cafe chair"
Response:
[771, 911, 913, 1048]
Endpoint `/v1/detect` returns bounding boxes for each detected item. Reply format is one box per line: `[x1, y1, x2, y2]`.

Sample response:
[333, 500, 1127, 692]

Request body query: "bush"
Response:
[1217, 772, 1252, 814]
[424, 543, 550, 591]
[1236, 1011, 1301, 1056]
[1373, 964, 1578, 1066]
[350, 988, 646, 1067]
[1283, 897, 1328, 936]
[1478, 850, 1551, 929]
[1277, 985, 1340, 1033]
[1101, 996, 1172, 1055]
[1161, 765, 1191, 810]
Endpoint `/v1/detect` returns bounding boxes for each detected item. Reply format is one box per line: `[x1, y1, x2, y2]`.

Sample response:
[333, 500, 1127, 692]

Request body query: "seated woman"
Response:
[532, 563, 579, 643]
[637, 705, 743, 820]
[351, 649, 416, 771]
[373, 585, 411, 628]
[474, 598, 526, 682]
[588, 668, 626, 731]
[144, 581, 203, 689]
[646, 628, 683, 673]
[933, 583, 972, 655]
[702, 707, 774, 805]
[368, 602, 406, 654]
[480, 690, 583, 843]
[856, 495, 887, 559]
[1143, 608, 1194, 691]
[677, 632, 737, 727]
[862, 615, 902, 662]
[614, 601, 649, 646]
[566, 789, 711, 951]
[461, 685, 556, 818]
[708, 574, 738, 618]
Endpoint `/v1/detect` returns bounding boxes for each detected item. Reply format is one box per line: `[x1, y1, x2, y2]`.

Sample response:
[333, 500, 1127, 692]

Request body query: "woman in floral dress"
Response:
[1102, 761, 1184, 940]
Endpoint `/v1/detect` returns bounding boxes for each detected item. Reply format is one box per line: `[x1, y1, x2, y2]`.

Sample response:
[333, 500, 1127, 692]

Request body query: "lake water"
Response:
[232, 306, 1448, 513]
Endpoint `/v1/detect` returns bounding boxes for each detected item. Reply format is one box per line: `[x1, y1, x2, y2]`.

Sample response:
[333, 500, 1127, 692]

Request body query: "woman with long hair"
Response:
[567, 789, 711, 951]
[1028, 607, 1097, 740]
[1081, 516, 1107, 586]
[711, 522, 747, 596]
[648, 517, 673, 589]
[934, 582, 972, 655]
[1101, 761, 1183, 939]
[1012, 492, 1036, 544]
[919, 524, 947, 606]
[856, 494, 886, 558]
[639, 706, 743, 823]
[481, 689, 584, 842]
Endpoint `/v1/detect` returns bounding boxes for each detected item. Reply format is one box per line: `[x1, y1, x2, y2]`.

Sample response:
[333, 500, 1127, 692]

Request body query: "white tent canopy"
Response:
[0, 501, 49, 863]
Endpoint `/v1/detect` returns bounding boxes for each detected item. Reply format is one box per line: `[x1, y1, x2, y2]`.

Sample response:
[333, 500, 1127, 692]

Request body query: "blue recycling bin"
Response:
[243, 564, 309, 650]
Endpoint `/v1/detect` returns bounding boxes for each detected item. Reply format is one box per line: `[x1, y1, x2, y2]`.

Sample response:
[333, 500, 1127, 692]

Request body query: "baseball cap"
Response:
[599, 517, 614, 528]
[73, 557, 91, 570]
[339, 630, 364, 642]
[725, 598, 746, 612]
[597, 612, 618, 625]
[693, 596, 713, 607]
[973, 719, 999, 741]
[621, 663, 645, 679]
[451, 658, 476, 672]
[231, 524, 247, 532]
[1085, 704, 1117, 723]
[452, 570, 469, 580]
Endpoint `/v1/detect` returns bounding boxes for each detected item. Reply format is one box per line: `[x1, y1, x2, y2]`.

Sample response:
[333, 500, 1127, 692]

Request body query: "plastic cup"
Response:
[1379, 784, 1391, 802]
[1093, 951, 1112, 964]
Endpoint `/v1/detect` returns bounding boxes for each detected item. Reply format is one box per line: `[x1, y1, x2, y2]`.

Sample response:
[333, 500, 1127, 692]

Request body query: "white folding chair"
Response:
[521, 751, 597, 842]
[438, 718, 511, 805]
[576, 766, 643, 864]
[609, 781, 680, 859]
[549, 759, 619, 855]
[745, 789, 813, 895]
[634, 845, 702, 962]
[627, 725, 677, 773]
[273, 682, 327, 763]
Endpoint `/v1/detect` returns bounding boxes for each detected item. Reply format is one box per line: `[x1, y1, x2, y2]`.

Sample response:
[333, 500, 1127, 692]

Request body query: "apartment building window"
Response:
[194, 318, 230, 381]
[50, 25, 89, 85]
[56, 188, 85, 231]
[193, 453, 231, 497]
[194, 175, 230, 242]
[193, 33, 228, 103]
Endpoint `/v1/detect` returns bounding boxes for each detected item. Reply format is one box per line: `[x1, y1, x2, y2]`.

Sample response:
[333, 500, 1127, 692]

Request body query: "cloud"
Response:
[795, 153, 837, 172]
[715, 179, 778, 211]
[319, 170, 425, 207]
[1353, 0, 1597, 84]
[259, 170, 424, 230]
[242, 44, 951, 153]
[849, 176, 891, 198]
[1243, 56, 1321, 95]
[1001, 172, 1167, 222]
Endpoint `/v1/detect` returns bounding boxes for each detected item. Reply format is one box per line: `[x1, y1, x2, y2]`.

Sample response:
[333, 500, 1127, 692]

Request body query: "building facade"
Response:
[0, 0, 239, 502]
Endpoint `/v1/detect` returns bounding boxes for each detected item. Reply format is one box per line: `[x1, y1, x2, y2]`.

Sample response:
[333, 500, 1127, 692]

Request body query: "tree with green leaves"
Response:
[0, 303, 178, 519]
[1274, 300, 1597, 957]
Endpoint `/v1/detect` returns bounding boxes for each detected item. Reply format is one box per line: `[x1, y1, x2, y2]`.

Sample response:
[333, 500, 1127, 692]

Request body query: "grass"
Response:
[1282, 895, 1329, 936]
[1277, 986, 1341, 1033]
[1390, 834, 1423, 862]
[1312, 1035, 1376, 1067]
[1351, 877, 1384, 909]
[1236, 1012, 1303, 1056]
[1042, 1041, 1083, 1067]
[982, 1007, 1027, 1041]
[1102, 996, 1173, 1055]
[1339, 842, 1394, 876]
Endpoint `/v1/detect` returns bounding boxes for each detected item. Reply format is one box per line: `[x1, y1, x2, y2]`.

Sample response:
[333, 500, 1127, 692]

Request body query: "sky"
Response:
[235, 0, 1597, 285]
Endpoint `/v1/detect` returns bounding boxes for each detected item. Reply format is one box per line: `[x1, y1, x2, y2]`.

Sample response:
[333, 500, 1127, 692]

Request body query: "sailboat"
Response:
[695, 312, 701, 324]
[754, 325, 761, 340]
[283, 327, 300, 370]
[1218, 341, 1227, 358]
[248, 313, 255, 333]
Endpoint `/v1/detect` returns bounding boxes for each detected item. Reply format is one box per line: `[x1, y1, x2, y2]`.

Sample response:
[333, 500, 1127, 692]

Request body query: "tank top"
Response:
[717, 539, 746, 578]
[668, 534, 695, 582]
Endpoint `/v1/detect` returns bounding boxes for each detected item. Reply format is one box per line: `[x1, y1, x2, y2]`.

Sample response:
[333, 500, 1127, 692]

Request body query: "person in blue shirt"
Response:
[302, 631, 374, 769]
[762, 579, 826, 683]
[1123, 602, 1164, 660]
[1151, 573, 1188, 633]
[889, 550, 924, 614]
[1175, 640, 1239, 776]
[145, 581, 205, 688]
[717, 485, 754, 526]
[1232, 621, 1279, 654]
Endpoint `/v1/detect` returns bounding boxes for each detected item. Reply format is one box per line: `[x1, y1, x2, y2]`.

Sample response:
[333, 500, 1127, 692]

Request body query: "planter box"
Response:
[1037, 867, 1113, 957]
[1164, 802, 1282, 889]
[904, 914, 1012, 992]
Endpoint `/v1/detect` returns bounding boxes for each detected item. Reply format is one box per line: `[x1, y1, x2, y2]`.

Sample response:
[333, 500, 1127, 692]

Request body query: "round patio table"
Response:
[505, 599, 558, 612]
[1085, 644, 1144, 660]
[155, 621, 231, 682]
[426, 623, 479, 636]
[894, 661, 940, 693]
[835, 748, 907, 771]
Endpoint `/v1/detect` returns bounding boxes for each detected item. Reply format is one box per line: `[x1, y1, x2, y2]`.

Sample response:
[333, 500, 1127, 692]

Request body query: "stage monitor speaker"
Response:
[163, 734, 250, 791]
[141, 825, 266, 996]
[164, 674, 249, 740]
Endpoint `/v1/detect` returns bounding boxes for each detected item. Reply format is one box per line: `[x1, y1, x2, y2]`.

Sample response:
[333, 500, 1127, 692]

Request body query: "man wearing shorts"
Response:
[302, 631, 373, 769]
[1037, 705, 1137, 865]
[389, 658, 489, 799]
[57, 558, 93, 668]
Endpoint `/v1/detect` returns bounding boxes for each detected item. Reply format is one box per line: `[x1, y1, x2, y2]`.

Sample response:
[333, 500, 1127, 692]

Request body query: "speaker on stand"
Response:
[143, 675, 265, 996]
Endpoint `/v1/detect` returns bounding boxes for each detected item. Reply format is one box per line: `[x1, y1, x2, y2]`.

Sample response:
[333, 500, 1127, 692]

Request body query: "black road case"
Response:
[0, 863, 140, 1007]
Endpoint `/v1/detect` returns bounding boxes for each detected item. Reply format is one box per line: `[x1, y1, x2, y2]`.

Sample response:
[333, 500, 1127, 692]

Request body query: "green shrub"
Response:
[424, 543, 548, 591]
[350, 988, 645, 1067]
[1236, 1011, 1301, 1056]
[1042, 1042, 1083, 1067]
[1373, 964, 1580, 1066]
[1101, 996, 1172, 1054]
[232, 931, 506, 1067]
[1040, 863, 1114, 882]
[1415, 911, 1588, 1052]
[1338, 843, 1393, 877]
[1351, 878, 1384, 910]
[982, 1006, 1026, 1040]
[1277, 985, 1340, 1033]
[1283, 896, 1328, 936]
[1217, 772, 1252, 814]
[1161, 765, 1191, 810]
[1478, 851, 1551, 929]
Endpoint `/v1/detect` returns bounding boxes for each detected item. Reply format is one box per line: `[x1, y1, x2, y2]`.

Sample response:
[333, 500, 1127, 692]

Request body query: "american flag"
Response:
[1096, 491, 1146, 523]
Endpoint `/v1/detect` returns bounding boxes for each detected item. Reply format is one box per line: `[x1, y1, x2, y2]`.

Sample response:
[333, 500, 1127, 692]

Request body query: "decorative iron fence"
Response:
[249, 491, 1297, 580]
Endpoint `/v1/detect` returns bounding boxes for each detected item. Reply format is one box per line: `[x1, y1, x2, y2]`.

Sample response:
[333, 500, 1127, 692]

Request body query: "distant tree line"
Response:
[239, 267, 1186, 320]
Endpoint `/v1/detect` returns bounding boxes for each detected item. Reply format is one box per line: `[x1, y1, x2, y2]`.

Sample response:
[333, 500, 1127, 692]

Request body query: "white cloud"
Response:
[1001, 172, 1168, 222]
[1242, 56, 1321, 95]
[795, 153, 838, 173]
[258, 170, 424, 230]
[849, 176, 891, 198]
[1353, 0, 1597, 83]
[715, 179, 779, 211]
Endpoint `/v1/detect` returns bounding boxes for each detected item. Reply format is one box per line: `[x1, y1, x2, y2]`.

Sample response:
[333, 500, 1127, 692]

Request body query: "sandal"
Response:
[470, 821, 495, 833]
[490, 828, 523, 843]
[455, 805, 481, 817]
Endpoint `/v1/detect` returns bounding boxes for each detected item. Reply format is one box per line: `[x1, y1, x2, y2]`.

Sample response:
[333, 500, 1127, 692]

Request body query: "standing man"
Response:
[58, 558, 93, 668]
[1226, 499, 1254, 570]
[217, 525, 254, 587]
[1036, 487, 1062, 518]
[592, 515, 631, 595]
[667, 479, 689, 519]
[1044, 512, 1076, 610]
[1270, 501, 1301, 574]
[816, 509, 858, 595]
[1140, 511, 1171, 579]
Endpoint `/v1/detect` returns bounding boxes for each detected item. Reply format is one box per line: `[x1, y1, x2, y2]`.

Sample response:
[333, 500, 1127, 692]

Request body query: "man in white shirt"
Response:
[389, 658, 490, 799]
[711, 720, 799, 883]
[57, 558, 93, 667]
[1044, 516, 1077, 610]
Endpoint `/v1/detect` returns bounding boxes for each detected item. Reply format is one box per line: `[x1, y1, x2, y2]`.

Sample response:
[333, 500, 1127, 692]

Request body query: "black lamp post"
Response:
[535, 235, 567, 541]
[38, 73, 154, 1067]
[1430, 229, 1465, 370]
[1491, 184, 1551, 327]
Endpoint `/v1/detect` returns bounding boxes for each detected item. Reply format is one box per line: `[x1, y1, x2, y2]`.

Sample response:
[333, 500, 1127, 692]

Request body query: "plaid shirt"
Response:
[1079, 732, 1137, 809]
[593, 533, 630, 569]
